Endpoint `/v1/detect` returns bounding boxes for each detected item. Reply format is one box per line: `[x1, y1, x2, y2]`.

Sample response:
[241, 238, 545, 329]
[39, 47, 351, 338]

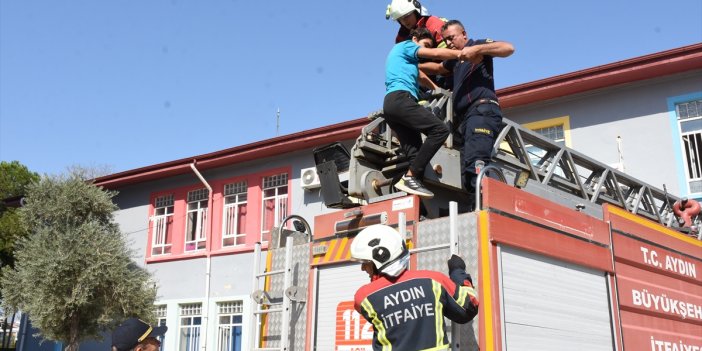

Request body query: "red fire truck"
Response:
[250, 97, 701, 351]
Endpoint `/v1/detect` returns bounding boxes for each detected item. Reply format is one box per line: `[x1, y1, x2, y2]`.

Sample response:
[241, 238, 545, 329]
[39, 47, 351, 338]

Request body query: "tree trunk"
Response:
[65, 313, 80, 351]
[5, 313, 16, 349]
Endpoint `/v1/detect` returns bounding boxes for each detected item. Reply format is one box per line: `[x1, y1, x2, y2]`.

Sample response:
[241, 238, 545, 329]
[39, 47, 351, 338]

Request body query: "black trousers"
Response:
[456, 102, 503, 189]
[383, 91, 449, 177]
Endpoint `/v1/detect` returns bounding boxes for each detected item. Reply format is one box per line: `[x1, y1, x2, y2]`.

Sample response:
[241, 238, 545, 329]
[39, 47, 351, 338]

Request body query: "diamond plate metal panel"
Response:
[415, 212, 480, 350]
[261, 242, 310, 351]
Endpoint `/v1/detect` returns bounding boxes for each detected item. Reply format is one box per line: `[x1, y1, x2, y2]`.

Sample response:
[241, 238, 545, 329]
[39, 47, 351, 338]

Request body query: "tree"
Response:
[0, 172, 156, 351]
[0, 161, 39, 271]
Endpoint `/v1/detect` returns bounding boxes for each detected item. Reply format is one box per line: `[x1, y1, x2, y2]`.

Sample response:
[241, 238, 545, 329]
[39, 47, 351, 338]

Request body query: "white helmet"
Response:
[386, 0, 425, 20]
[350, 225, 409, 276]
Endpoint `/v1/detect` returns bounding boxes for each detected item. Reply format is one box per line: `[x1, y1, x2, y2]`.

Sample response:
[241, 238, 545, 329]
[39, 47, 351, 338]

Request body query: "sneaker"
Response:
[395, 176, 434, 198]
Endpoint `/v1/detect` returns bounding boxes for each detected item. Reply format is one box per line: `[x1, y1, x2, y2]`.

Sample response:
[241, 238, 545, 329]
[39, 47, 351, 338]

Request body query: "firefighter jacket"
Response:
[353, 269, 479, 351]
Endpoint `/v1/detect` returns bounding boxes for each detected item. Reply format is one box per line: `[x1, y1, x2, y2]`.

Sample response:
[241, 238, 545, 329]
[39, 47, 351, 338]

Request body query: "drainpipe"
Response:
[190, 162, 213, 351]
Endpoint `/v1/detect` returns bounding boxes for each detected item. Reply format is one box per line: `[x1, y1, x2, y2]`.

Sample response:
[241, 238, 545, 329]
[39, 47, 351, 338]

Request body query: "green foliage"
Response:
[1, 173, 156, 349]
[0, 161, 39, 200]
[0, 161, 39, 271]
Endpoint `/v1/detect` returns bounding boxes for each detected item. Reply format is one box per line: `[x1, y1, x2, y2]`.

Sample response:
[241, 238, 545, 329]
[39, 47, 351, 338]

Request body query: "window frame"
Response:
[669, 94, 702, 198]
[221, 181, 248, 248]
[155, 305, 168, 349]
[185, 188, 209, 252]
[260, 173, 290, 243]
[521, 116, 572, 148]
[150, 194, 175, 256]
[216, 301, 244, 351]
[179, 303, 202, 351]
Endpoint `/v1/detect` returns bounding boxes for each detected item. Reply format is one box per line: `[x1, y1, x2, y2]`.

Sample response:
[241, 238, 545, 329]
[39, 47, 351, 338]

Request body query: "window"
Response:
[521, 116, 572, 175]
[222, 182, 248, 247]
[216, 301, 244, 351]
[522, 116, 571, 146]
[155, 305, 168, 350]
[151, 195, 174, 256]
[261, 173, 288, 242]
[677, 99, 702, 193]
[532, 125, 565, 146]
[186, 189, 209, 251]
[179, 303, 202, 351]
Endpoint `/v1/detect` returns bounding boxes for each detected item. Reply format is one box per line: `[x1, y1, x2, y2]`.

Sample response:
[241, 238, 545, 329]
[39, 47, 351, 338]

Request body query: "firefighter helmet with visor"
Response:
[386, 0, 422, 20]
[350, 224, 409, 277]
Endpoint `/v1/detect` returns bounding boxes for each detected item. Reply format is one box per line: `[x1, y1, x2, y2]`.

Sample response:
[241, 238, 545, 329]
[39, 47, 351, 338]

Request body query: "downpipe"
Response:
[191, 162, 214, 351]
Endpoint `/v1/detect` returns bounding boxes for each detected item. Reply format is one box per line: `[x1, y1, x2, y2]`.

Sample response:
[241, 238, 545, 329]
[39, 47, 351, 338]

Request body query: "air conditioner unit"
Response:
[300, 167, 321, 190]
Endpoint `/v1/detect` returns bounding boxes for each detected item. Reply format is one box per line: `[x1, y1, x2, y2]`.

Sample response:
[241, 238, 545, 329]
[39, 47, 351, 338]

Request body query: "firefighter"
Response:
[420, 20, 515, 193]
[387, 0, 447, 48]
[385, 27, 475, 198]
[351, 224, 479, 351]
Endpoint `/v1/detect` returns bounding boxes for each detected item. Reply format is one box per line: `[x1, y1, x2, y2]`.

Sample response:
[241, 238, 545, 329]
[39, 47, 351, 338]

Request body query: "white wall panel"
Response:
[315, 263, 372, 350]
[500, 246, 614, 351]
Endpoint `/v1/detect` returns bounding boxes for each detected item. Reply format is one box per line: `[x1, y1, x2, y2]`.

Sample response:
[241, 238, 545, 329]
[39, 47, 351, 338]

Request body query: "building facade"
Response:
[16, 43, 702, 351]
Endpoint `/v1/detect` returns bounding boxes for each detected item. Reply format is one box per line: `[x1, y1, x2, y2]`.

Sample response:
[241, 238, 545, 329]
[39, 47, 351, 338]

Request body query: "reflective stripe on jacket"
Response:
[354, 270, 479, 351]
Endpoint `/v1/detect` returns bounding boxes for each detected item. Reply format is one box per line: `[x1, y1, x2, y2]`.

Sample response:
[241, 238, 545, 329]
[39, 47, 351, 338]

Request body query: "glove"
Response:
[447, 254, 473, 286]
[447, 254, 466, 271]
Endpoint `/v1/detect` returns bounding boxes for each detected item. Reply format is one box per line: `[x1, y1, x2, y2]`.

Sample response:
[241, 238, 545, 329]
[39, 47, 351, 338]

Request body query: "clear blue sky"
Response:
[2, 1, 701, 176]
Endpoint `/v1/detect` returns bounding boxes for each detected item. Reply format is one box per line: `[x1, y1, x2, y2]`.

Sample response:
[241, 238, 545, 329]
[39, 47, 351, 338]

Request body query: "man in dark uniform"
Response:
[350, 224, 479, 351]
[421, 20, 515, 192]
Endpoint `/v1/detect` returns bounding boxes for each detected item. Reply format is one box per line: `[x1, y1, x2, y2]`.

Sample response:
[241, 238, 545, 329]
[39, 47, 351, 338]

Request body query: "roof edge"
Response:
[96, 43, 702, 189]
[497, 43, 702, 107]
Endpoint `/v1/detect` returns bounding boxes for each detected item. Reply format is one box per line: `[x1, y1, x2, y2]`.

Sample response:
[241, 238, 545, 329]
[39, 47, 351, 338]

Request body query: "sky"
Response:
[1, 1, 701, 176]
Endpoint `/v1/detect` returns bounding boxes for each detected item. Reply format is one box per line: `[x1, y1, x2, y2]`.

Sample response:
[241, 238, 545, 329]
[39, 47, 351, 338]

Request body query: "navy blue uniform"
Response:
[354, 269, 479, 351]
[443, 39, 504, 190]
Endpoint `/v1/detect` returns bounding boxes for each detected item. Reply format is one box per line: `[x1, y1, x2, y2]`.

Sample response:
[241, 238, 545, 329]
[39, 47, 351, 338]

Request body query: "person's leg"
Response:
[388, 98, 449, 177]
[383, 92, 423, 169]
[462, 104, 503, 191]
[383, 91, 448, 198]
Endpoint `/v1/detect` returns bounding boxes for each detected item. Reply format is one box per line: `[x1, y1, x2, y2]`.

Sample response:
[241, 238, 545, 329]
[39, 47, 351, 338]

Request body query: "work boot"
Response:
[395, 176, 434, 199]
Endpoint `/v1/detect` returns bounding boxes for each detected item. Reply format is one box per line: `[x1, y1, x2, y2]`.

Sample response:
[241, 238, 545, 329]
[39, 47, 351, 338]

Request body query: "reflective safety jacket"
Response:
[354, 269, 479, 351]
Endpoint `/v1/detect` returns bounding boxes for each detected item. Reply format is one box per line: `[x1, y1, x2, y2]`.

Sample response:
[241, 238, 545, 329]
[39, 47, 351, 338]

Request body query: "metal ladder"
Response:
[405, 201, 464, 351]
[493, 118, 684, 229]
[250, 236, 294, 351]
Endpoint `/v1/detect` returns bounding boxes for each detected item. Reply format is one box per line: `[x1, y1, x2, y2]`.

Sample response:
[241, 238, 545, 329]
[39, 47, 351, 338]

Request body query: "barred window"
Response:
[155, 305, 168, 349]
[186, 189, 209, 251]
[677, 100, 702, 193]
[677, 100, 702, 120]
[179, 303, 202, 351]
[263, 173, 288, 188]
[261, 174, 288, 243]
[223, 181, 248, 247]
[217, 301, 244, 351]
[151, 195, 174, 256]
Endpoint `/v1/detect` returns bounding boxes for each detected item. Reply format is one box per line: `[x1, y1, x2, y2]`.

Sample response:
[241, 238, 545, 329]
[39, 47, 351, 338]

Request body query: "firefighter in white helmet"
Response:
[387, 0, 448, 48]
[350, 224, 479, 351]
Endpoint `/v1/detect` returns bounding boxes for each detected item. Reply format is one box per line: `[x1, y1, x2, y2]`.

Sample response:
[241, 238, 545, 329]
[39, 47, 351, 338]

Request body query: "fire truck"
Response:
[249, 91, 702, 351]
